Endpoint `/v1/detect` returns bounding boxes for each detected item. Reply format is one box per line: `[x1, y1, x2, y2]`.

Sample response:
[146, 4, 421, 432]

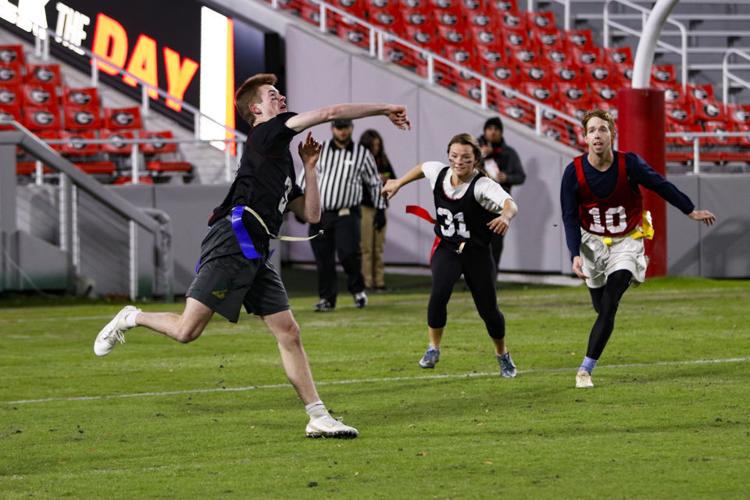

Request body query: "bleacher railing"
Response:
[2, 120, 174, 301]
[602, 0, 688, 90]
[722, 49, 750, 107]
[267, 0, 581, 141]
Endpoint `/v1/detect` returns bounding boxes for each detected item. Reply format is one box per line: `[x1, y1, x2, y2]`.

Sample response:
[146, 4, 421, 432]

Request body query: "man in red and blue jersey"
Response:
[560, 109, 716, 388]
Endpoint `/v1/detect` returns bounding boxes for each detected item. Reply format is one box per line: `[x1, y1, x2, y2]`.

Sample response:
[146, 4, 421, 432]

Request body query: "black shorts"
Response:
[186, 220, 289, 323]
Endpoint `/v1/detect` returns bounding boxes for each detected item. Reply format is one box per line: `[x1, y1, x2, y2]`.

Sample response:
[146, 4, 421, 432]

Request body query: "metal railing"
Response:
[603, 0, 688, 90]
[665, 130, 750, 174]
[722, 49, 750, 106]
[2, 121, 174, 300]
[268, 0, 580, 139]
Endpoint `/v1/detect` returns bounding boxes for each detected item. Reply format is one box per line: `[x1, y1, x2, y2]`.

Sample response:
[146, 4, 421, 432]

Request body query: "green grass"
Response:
[1, 270, 749, 498]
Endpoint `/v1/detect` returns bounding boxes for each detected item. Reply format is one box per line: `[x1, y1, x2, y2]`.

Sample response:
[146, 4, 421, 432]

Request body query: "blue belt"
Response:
[230, 205, 262, 260]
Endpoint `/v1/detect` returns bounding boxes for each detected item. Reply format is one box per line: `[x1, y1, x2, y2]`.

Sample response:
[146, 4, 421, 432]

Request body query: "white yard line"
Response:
[4, 356, 749, 406]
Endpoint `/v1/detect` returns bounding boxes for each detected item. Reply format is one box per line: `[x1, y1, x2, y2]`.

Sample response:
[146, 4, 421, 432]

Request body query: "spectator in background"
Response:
[359, 129, 396, 291]
[478, 116, 526, 280]
[301, 119, 386, 312]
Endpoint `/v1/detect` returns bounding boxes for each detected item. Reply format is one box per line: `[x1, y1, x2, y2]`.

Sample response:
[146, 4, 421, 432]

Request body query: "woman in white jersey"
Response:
[382, 133, 519, 377]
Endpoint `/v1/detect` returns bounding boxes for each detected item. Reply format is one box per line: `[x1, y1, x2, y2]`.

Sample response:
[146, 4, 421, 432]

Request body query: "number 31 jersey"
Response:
[433, 166, 496, 247]
[574, 151, 642, 237]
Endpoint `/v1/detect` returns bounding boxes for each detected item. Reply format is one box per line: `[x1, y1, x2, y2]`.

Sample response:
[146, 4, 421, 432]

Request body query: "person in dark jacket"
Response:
[477, 116, 525, 279]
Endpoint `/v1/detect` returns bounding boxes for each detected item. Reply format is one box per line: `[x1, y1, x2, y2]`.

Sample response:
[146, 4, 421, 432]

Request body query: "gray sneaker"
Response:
[418, 347, 440, 368]
[497, 352, 517, 378]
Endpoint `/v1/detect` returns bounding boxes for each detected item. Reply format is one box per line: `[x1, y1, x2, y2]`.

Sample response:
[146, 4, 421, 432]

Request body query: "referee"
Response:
[302, 119, 386, 312]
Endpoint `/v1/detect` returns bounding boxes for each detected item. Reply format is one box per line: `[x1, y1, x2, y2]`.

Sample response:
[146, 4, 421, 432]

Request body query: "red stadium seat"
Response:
[510, 46, 541, 67]
[590, 82, 618, 105]
[100, 129, 137, 155]
[565, 29, 594, 49]
[526, 11, 557, 34]
[16, 161, 53, 176]
[694, 100, 726, 122]
[500, 11, 527, 31]
[651, 64, 676, 87]
[21, 83, 58, 108]
[488, 0, 518, 16]
[484, 62, 517, 86]
[63, 87, 100, 109]
[458, 0, 484, 13]
[522, 81, 557, 105]
[662, 84, 685, 104]
[25, 64, 61, 87]
[726, 104, 750, 127]
[0, 84, 21, 110]
[63, 106, 101, 131]
[334, 15, 370, 48]
[113, 175, 155, 185]
[139, 130, 178, 155]
[550, 64, 581, 84]
[75, 160, 116, 176]
[0, 44, 25, 69]
[571, 46, 602, 67]
[536, 30, 566, 52]
[21, 106, 60, 131]
[104, 106, 142, 130]
[665, 101, 696, 126]
[334, 0, 366, 17]
[60, 130, 100, 156]
[558, 82, 589, 106]
[604, 46, 633, 66]
[703, 120, 737, 146]
[541, 47, 571, 66]
[0, 64, 23, 86]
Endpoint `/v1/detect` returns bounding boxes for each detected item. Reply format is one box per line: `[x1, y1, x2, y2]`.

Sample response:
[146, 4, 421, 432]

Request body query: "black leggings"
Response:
[427, 244, 505, 339]
[586, 269, 632, 359]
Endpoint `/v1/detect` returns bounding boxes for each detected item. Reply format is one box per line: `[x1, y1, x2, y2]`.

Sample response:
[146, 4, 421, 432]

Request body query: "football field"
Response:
[1, 270, 749, 498]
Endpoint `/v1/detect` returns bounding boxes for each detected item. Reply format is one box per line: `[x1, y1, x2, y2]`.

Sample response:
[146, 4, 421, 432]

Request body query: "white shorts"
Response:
[580, 230, 648, 289]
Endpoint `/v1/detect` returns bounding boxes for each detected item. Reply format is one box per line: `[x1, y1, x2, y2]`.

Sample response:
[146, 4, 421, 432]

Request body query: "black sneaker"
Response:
[314, 299, 334, 312]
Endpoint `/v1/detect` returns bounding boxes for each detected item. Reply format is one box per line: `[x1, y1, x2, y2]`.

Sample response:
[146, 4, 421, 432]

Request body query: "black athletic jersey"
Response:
[208, 112, 303, 252]
[433, 166, 496, 248]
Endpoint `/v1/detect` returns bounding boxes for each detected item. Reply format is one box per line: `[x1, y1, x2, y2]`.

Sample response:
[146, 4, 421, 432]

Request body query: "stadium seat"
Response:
[651, 64, 677, 88]
[565, 29, 594, 49]
[113, 175, 155, 185]
[703, 120, 737, 146]
[139, 130, 178, 155]
[526, 11, 556, 34]
[100, 129, 137, 155]
[63, 106, 102, 131]
[694, 100, 726, 122]
[665, 102, 697, 127]
[0, 44, 25, 69]
[536, 30, 566, 52]
[726, 104, 750, 127]
[104, 106, 143, 130]
[21, 106, 60, 131]
[590, 82, 618, 105]
[0, 84, 21, 110]
[571, 46, 602, 68]
[60, 130, 100, 157]
[550, 64, 581, 84]
[0, 64, 23, 86]
[16, 160, 52, 176]
[74, 160, 116, 176]
[21, 83, 58, 108]
[63, 87, 100, 110]
[25, 64, 62, 87]
[0, 105, 21, 130]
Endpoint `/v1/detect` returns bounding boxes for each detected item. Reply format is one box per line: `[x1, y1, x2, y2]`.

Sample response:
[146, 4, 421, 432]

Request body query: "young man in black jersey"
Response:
[382, 133, 519, 377]
[94, 73, 410, 438]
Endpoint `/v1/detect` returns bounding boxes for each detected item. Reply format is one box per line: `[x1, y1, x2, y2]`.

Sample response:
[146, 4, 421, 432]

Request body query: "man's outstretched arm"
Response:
[285, 103, 411, 132]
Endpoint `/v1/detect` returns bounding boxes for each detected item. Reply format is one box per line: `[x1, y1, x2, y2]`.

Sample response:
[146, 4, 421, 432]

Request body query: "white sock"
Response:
[124, 308, 140, 328]
[305, 400, 329, 419]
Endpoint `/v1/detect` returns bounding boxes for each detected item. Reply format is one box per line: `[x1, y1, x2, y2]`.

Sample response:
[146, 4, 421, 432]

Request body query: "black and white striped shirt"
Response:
[300, 140, 386, 211]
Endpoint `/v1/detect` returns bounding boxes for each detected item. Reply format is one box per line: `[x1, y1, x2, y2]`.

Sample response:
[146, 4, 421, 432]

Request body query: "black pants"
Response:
[490, 233, 504, 280]
[586, 270, 632, 359]
[309, 208, 365, 306]
[428, 243, 505, 339]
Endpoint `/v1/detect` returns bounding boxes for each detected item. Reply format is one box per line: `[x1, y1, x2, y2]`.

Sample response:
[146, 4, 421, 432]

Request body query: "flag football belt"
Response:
[405, 205, 465, 257]
[231, 205, 323, 260]
[601, 210, 655, 246]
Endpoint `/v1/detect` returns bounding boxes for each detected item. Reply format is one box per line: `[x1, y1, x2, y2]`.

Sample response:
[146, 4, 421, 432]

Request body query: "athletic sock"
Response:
[124, 309, 139, 328]
[305, 400, 329, 420]
[580, 356, 597, 374]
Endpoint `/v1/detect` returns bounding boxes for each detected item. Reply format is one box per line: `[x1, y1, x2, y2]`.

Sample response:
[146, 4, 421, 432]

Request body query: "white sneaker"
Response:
[305, 414, 359, 439]
[94, 305, 140, 356]
[575, 370, 594, 388]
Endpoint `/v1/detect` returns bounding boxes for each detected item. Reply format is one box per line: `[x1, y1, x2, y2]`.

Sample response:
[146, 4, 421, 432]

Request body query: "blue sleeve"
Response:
[626, 153, 695, 214]
[560, 163, 582, 260]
